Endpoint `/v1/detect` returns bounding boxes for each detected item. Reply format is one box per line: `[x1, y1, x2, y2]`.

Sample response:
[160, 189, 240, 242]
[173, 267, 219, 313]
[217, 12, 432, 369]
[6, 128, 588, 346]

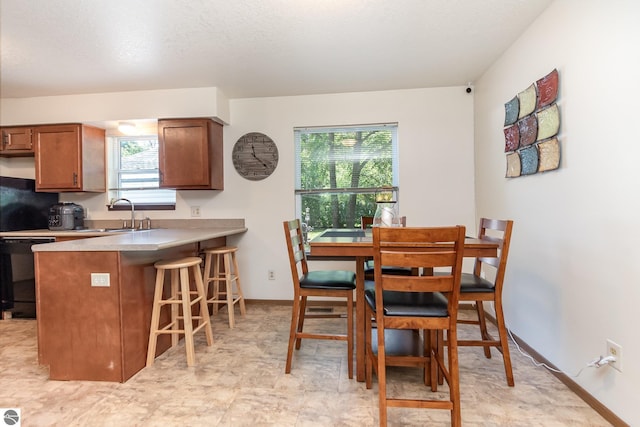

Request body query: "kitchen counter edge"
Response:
[25, 227, 248, 252]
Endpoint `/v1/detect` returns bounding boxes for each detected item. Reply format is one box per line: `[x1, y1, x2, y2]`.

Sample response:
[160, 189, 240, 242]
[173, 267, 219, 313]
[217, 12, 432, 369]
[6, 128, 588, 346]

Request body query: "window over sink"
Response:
[107, 135, 176, 210]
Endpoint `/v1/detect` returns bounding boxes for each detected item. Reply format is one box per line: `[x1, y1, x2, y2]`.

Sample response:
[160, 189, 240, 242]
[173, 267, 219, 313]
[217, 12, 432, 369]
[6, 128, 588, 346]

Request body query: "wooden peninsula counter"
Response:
[30, 223, 247, 382]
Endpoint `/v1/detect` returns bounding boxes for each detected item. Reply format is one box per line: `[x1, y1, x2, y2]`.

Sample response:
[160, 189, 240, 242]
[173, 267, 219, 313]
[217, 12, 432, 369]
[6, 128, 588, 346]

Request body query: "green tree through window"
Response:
[295, 124, 398, 231]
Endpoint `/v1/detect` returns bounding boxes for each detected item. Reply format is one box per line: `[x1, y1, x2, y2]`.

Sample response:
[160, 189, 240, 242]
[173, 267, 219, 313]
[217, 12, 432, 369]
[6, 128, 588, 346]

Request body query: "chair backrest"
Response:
[372, 226, 466, 322]
[473, 218, 514, 292]
[361, 215, 407, 229]
[283, 219, 308, 287]
[361, 216, 374, 229]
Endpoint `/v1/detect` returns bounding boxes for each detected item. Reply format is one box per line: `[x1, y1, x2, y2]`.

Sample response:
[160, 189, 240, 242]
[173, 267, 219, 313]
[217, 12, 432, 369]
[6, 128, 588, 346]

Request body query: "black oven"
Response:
[0, 176, 59, 319]
[1, 238, 54, 319]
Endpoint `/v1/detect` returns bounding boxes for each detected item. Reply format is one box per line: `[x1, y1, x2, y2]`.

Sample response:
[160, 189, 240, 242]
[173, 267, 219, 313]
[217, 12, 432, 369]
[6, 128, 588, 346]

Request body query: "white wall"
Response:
[0, 87, 476, 301]
[474, 1, 639, 424]
[0, 87, 229, 125]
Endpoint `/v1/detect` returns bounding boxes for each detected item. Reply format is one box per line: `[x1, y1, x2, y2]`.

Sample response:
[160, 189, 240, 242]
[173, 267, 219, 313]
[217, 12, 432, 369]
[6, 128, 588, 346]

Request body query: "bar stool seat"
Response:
[202, 246, 246, 328]
[146, 256, 213, 367]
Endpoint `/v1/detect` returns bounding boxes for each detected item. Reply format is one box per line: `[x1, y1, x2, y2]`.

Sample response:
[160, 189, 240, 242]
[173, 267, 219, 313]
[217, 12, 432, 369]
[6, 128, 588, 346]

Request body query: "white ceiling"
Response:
[0, 0, 553, 100]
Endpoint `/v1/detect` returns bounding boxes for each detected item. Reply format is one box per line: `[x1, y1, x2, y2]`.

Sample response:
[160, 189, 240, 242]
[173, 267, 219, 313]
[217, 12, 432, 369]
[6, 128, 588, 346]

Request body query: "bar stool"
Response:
[202, 246, 246, 328]
[146, 256, 213, 367]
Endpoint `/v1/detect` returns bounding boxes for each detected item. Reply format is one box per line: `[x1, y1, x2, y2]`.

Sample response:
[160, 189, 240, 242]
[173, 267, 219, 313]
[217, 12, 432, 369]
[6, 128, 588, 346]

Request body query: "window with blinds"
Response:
[294, 123, 399, 231]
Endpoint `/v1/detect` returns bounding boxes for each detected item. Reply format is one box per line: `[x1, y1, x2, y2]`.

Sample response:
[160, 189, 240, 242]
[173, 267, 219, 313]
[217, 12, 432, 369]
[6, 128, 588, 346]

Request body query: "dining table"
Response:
[308, 227, 499, 382]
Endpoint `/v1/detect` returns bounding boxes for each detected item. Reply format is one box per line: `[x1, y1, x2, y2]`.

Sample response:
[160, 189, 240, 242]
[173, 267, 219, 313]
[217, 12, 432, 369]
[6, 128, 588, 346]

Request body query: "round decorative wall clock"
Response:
[232, 132, 279, 181]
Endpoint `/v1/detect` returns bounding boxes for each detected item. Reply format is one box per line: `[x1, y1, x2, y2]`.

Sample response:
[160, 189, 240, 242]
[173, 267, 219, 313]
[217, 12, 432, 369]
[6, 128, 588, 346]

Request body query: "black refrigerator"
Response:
[0, 176, 59, 319]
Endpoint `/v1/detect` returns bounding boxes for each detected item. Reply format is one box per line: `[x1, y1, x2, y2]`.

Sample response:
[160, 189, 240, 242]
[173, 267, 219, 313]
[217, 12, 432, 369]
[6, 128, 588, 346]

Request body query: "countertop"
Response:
[28, 227, 247, 252]
[0, 219, 247, 252]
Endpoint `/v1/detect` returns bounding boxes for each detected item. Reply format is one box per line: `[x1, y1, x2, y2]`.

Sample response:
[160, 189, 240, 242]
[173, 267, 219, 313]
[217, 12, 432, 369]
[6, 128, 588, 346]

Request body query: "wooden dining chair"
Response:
[365, 225, 466, 426]
[282, 219, 356, 378]
[361, 216, 414, 280]
[456, 218, 515, 386]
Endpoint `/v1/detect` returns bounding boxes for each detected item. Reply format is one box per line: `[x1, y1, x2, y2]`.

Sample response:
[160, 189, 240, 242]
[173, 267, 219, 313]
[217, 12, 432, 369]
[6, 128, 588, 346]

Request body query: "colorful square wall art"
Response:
[504, 96, 519, 126]
[537, 138, 560, 172]
[536, 104, 560, 141]
[503, 68, 561, 178]
[518, 115, 538, 147]
[536, 69, 559, 109]
[504, 124, 519, 152]
[519, 145, 539, 175]
[517, 84, 537, 119]
[506, 152, 521, 177]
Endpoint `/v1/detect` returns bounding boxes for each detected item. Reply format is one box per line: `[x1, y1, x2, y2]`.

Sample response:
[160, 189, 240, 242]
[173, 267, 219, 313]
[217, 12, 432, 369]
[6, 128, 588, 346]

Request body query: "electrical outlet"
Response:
[268, 270, 275, 280]
[191, 206, 201, 217]
[91, 273, 110, 287]
[606, 339, 622, 372]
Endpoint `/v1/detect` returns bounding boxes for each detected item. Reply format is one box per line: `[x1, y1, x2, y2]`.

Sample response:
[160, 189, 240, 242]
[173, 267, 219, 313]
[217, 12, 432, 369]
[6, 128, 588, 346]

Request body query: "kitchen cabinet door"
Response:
[35, 124, 106, 192]
[158, 118, 223, 190]
[0, 126, 35, 156]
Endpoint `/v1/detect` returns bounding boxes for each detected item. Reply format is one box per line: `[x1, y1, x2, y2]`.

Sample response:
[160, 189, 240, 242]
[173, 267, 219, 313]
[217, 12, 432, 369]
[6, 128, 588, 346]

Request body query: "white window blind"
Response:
[294, 123, 399, 230]
[108, 136, 176, 206]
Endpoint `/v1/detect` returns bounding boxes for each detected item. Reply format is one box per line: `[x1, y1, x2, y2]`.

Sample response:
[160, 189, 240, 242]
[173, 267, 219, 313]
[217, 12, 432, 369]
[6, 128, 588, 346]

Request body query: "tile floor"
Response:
[0, 303, 611, 426]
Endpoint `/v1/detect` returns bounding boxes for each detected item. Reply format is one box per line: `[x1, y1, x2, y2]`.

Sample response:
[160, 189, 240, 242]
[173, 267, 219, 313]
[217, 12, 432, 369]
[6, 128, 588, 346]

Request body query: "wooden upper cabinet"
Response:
[158, 118, 223, 190]
[0, 126, 35, 156]
[34, 124, 106, 192]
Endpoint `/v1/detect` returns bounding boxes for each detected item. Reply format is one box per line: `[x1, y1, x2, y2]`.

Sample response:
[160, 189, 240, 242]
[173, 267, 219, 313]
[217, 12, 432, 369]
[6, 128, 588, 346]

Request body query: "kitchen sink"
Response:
[73, 228, 149, 233]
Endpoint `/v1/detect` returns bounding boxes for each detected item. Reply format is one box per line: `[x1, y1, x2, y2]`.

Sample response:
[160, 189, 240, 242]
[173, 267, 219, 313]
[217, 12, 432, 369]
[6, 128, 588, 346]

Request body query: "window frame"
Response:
[294, 123, 399, 231]
[107, 135, 176, 211]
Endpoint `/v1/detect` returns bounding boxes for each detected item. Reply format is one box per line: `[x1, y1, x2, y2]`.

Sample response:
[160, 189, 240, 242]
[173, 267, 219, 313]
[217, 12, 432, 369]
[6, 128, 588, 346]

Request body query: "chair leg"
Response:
[422, 329, 434, 387]
[495, 299, 515, 386]
[437, 330, 444, 385]
[212, 254, 221, 315]
[170, 269, 180, 347]
[365, 306, 373, 389]
[447, 327, 461, 427]
[231, 251, 247, 316]
[376, 324, 388, 426]
[146, 269, 166, 367]
[192, 264, 213, 346]
[223, 253, 235, 328]
[179, 267, 196, 367]
[285, 294, 301, 374]
[429, 330, 438, 391]
[346, 294, 353, 379]
[295, 296, 307, 350]
[475, 301, 492, 359]
[203, 252, 213, 301]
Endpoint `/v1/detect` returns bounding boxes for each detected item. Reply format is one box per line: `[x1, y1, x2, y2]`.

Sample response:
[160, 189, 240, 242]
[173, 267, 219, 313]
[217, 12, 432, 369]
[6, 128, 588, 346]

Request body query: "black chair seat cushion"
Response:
[300, 270, 356, 290]
[364, 260, 413, 277]
[433, 272, 496, 293]
[364, 288, 448, 317]
[459, 273, 495, 293]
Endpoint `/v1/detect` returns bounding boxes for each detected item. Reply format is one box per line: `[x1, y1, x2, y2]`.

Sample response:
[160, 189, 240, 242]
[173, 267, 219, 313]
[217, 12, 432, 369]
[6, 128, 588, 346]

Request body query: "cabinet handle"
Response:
[159, 171, 163, 184]
[73, 173, 78, 186]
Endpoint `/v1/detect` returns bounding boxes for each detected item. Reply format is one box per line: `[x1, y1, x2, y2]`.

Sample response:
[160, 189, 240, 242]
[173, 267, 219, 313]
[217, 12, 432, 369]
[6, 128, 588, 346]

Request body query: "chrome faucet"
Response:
[109, 198, 135, 229]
